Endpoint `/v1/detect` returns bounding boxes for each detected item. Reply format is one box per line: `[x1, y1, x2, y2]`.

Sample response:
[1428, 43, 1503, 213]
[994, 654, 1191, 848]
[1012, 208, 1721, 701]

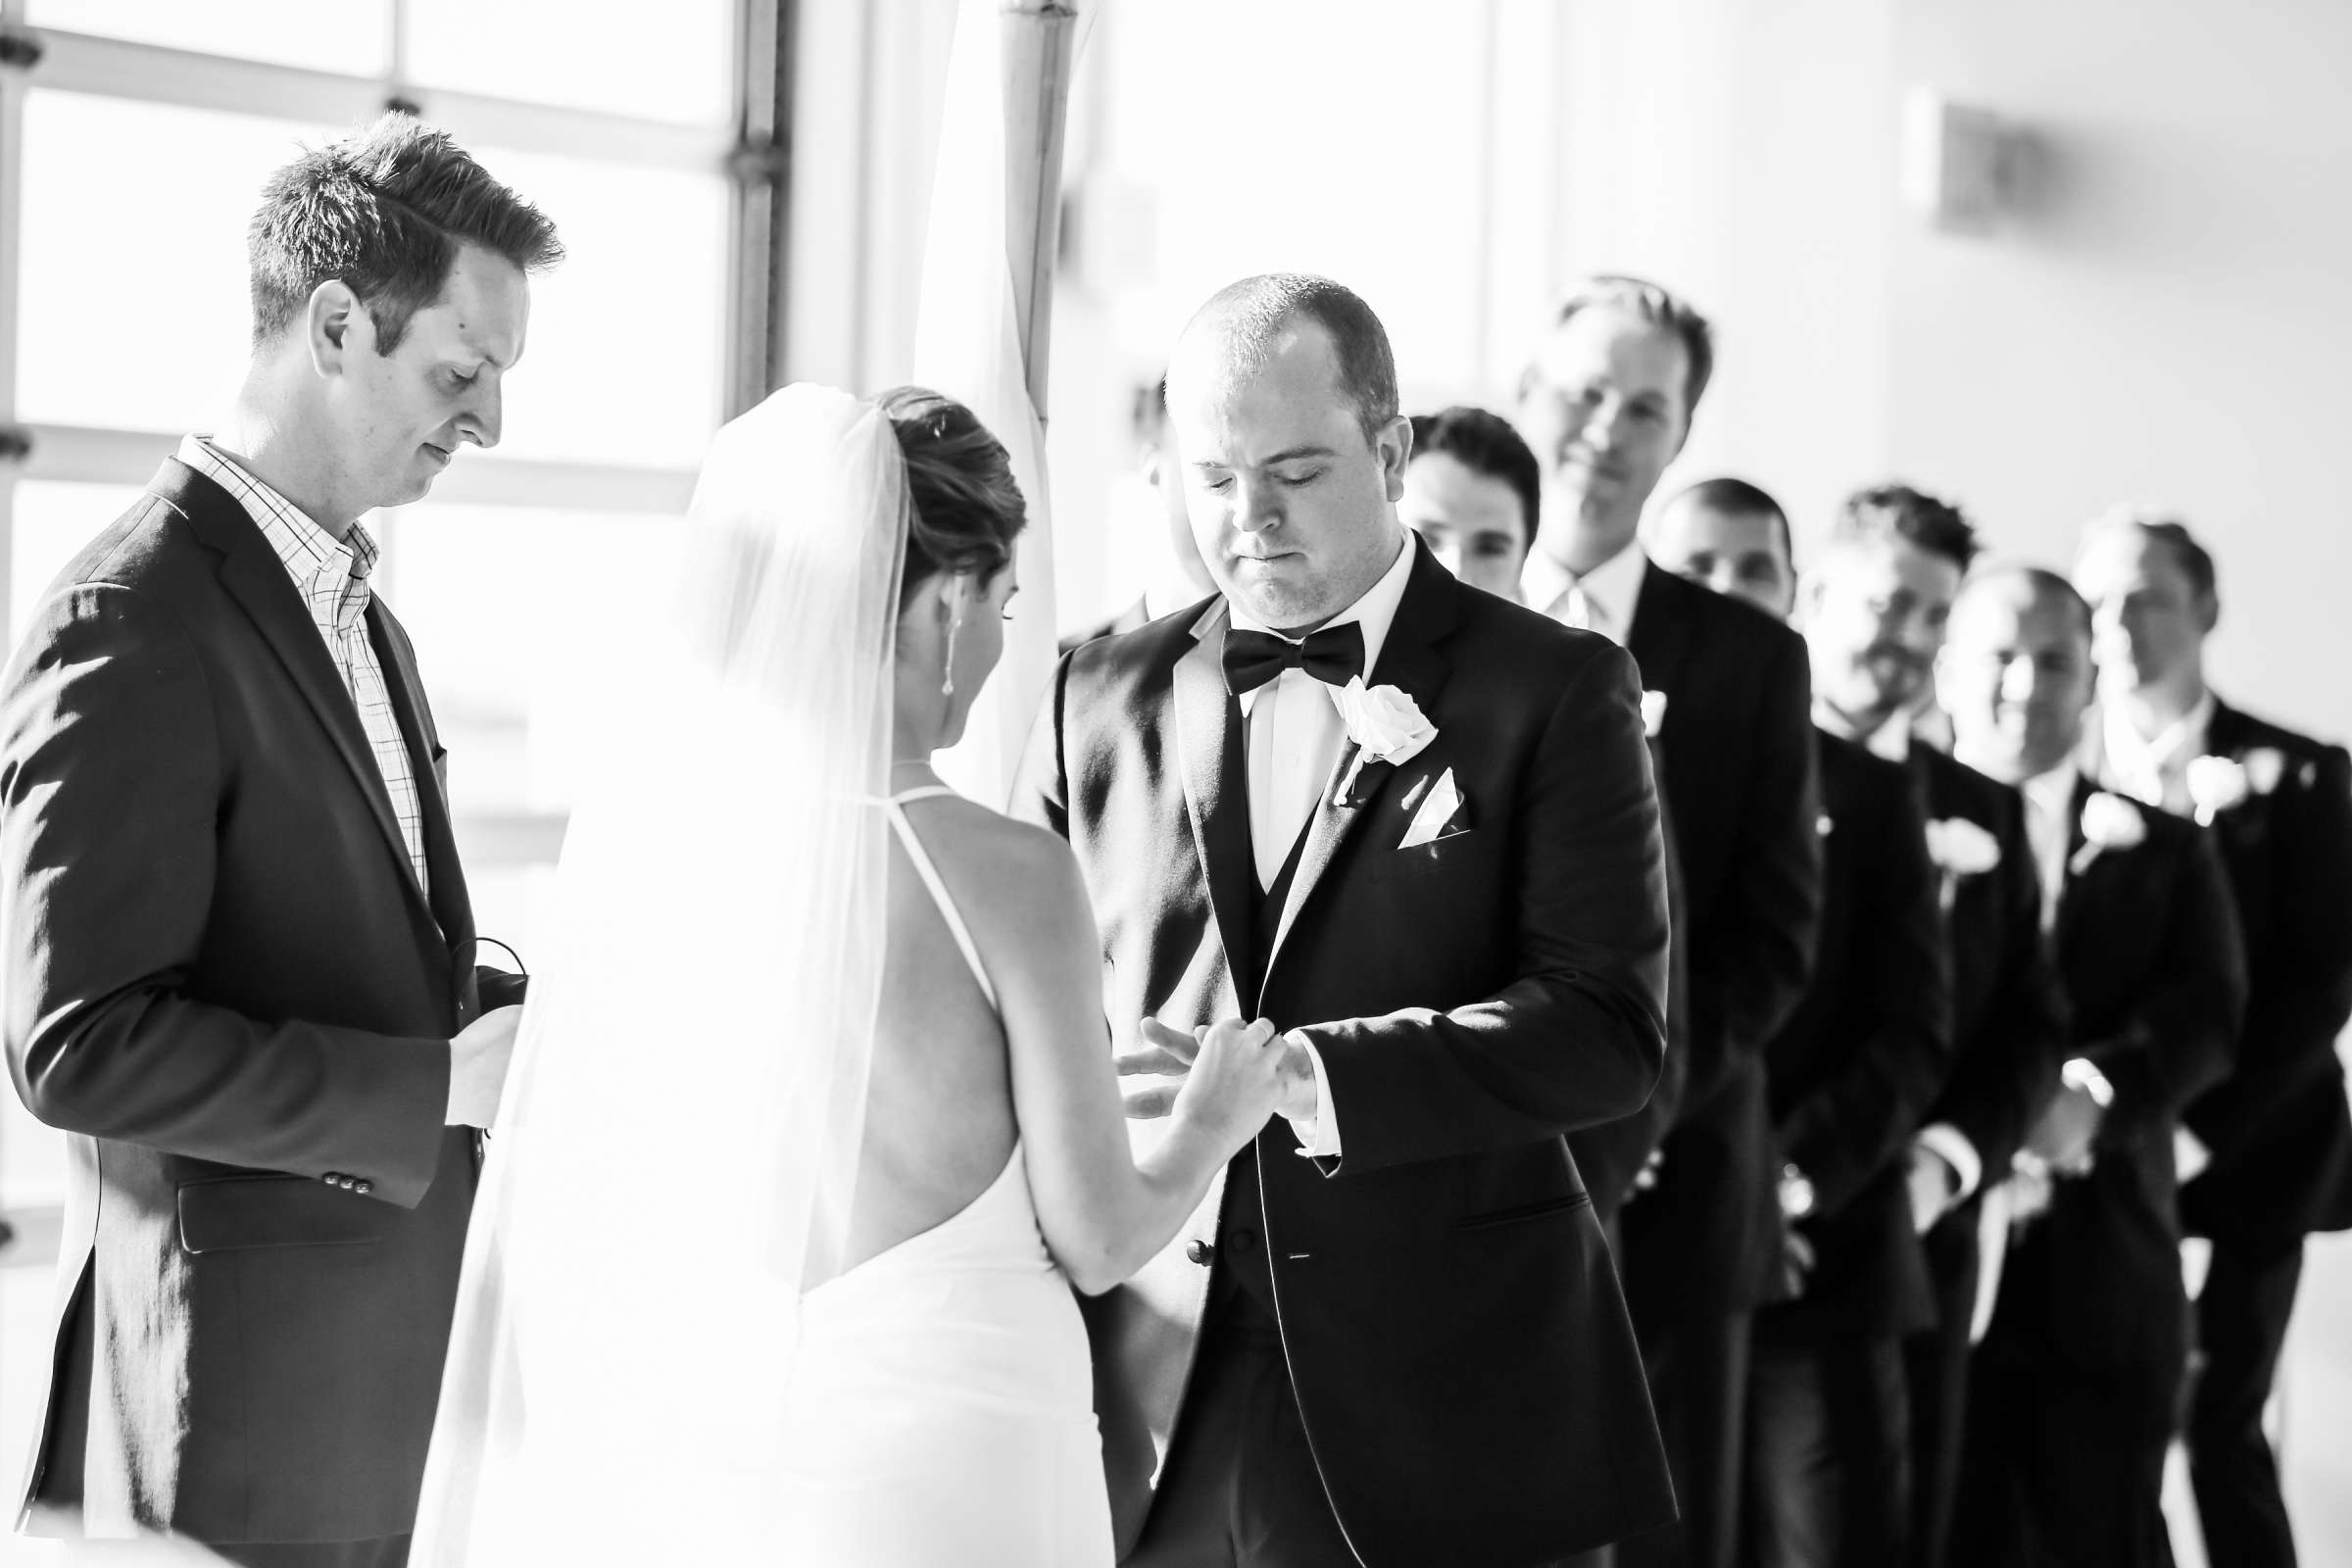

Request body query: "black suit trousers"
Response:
[1618, 1309, 1750, 1568]
[1902, 1209, 1979, 1568]
[1745, 1335, 1909, 1568]
[2187, 1237, 2307, 1568]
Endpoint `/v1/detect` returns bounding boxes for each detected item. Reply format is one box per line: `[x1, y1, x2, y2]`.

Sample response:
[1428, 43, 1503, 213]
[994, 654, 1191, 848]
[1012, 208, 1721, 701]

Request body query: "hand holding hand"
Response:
[1627, 1147, 1665, 1201]
[1164, 1017, 1287, 1150]
[2024, 1083, 2104, 1176]
[447, 1004, 524, 1128]
[1778, 1227, 1816, 1298]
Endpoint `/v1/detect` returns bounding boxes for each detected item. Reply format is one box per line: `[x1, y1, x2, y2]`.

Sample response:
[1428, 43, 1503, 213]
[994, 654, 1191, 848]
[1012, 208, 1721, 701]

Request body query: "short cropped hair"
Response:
[1961, 563, 2093, 644]
[879, 386, 1027, 608]
[2079, 506, 2218, 602]
[1177, 273, 1399, 443]
[1532, 275, 1716, 420]
[1408, 407, 1541, 538]
[249, 113, 563, 352]
[1668, 475, 1790, 565]
[1836, 483, 1979, 572]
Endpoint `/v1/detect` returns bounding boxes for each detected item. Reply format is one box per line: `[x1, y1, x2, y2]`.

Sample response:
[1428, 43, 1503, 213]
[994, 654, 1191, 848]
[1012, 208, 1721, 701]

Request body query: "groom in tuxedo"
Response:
[2, 117, 550, 1565]
[1020, 273, 1676, 1565]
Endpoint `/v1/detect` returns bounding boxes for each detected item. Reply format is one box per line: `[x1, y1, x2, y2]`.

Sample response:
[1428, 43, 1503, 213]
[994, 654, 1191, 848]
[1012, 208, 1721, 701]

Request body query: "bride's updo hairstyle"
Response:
[879, 385, 1027, 610]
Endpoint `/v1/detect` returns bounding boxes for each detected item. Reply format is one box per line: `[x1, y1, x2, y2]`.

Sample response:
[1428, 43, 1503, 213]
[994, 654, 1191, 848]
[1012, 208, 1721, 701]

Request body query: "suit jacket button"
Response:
[322, 1172, 342, 1185]
[339, 1176, 358, 1191]
[354, 1180, 373, 1196]
[1185, 1239, 1214, 1266]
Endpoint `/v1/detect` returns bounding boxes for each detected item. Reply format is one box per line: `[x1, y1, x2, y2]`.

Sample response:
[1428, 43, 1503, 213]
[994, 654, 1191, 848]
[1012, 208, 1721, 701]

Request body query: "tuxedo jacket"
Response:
[1757, 732, 1952, 1345]
[1616, 565, 1824, 1319]
[1994, 781, 2245, 1372]
[2177, 700, 2352, 1246]
[1, 461, 520, 1544]
[1910, 746, 2071, 1214]
[1019, 540, 1676, 1564]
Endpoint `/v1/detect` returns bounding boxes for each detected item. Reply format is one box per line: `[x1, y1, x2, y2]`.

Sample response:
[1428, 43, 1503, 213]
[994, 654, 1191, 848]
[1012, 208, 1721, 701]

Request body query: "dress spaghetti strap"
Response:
[881, 787, 999, 1011]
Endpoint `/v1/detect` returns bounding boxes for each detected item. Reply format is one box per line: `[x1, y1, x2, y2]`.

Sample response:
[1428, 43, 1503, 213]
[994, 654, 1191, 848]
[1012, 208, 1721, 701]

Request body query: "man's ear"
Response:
[1376, 414, 1414, 503]
[307, 280, 366, 376]
[2196, 590, 2221, 637]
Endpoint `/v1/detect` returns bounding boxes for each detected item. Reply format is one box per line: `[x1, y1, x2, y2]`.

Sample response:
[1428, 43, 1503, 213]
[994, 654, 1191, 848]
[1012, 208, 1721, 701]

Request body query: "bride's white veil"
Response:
[412, 384, 907, 1560]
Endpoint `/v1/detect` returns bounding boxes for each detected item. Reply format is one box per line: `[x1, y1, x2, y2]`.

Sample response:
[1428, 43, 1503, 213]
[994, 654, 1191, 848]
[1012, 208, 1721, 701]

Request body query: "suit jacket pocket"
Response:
[1455, 1191, 1593, 1232]
[1369, 829, 1481, 883]
[177, 1173, 394, 1254]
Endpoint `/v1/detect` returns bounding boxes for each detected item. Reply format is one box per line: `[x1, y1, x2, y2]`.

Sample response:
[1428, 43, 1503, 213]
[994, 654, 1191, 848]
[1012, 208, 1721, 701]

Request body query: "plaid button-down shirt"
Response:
[179, 435, 431, 897]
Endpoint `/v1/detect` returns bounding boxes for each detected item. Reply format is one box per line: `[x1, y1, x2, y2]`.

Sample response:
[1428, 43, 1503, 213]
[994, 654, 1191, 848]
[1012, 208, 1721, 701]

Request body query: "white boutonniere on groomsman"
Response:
[1333, 678, 1439, 808]
[1925, 816, 2002, 910]
[2185, 755, 2250, 824]
[1641, 690, 1669, 739]
[2070, 790, 2147, 873]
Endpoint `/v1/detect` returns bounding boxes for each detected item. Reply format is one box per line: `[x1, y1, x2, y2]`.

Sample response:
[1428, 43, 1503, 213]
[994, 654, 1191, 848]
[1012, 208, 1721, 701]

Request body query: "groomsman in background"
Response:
[1797, 486, 2070, 1568]
[1942, 567, 2245, 1568]
[2075, 511, 2352, 1568]
[1518, 278, 1823, 1568]
[1399, 406, 1537, 601]
[1652, 484, 1955, 1568]
[1062, 375, 1219, 651]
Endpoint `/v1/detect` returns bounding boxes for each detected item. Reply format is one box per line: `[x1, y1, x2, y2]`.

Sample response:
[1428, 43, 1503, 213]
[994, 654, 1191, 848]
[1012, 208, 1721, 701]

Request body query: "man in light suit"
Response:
[2, 116, 552, 1567]
[2075, 512, 2352, 1568]
[1021, 272, 1675, 1565]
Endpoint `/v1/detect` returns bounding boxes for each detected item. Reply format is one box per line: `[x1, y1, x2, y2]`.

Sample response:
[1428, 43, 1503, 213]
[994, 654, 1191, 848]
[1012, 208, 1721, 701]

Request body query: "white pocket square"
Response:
[1398, 768, 1465, 850]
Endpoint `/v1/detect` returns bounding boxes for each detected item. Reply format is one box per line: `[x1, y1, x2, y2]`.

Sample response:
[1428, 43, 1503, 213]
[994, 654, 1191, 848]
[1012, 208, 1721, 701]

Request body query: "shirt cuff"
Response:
[1284, 1031, 1342, 1157]
[1915, 1122, 1983, 1202]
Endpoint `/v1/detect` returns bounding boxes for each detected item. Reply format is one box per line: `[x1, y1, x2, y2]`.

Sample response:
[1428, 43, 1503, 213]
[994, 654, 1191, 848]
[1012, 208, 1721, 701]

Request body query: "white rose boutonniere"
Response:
[1927, 817, 2002, 876]
[2071, 791, 2147, 873]
[2185, 755, 2250, 825]
[2244, 747, 2289, 797]
[1332, 678, 1438, 808]
[1641, 690, 1669, 739]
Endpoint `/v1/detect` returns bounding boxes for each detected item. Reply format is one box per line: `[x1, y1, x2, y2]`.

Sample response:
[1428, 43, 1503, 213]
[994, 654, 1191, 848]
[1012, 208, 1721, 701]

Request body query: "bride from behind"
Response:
[411, 385, 1285, 1564]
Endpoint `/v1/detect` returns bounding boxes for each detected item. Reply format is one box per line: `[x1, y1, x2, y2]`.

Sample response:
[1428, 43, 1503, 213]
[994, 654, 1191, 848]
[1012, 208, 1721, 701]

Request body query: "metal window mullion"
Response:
[0, 10, 30, 648]
[722, 0, 791, 419]
[27, 27, 731, 173]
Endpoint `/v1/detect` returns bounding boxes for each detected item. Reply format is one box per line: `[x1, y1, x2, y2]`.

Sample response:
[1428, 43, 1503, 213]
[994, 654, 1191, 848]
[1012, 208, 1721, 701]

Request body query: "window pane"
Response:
[466, 149, 729, 467]
[17, 94, 331, 433]
[27, 0, 391, 75]
[375, 503, 689, 814]
[459, 864, 565, 989]
[404, 0, 732, 126]
[8, 481, 148, 643]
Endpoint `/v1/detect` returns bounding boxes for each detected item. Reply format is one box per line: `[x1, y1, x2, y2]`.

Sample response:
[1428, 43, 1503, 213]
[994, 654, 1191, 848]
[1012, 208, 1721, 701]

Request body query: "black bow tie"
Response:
[1221, 622, 1366, 697]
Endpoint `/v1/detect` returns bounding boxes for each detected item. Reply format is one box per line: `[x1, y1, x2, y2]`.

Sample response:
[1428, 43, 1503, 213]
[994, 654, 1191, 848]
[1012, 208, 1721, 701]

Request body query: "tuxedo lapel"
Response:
[368, 604, 472, 945]
[1263, 547, 1459, 982]
[163, 462, 438, 932]
[1172, 603, 1259, 1000]
[1624, 563, 1695, 700]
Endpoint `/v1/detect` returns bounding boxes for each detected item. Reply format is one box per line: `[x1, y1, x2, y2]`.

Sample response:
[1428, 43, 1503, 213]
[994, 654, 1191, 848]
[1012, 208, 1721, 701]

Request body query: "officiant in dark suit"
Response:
[2074, 512, 2352, 1568]
[1019, 272, 1675, 1566]
[1516, 281, 1823, 1568]
[1784, 485, 2069, 1568]
[1942, 567, 2245, 1568]
[1, 117, 552, 1567]
[1650, 485, 1956, 1568]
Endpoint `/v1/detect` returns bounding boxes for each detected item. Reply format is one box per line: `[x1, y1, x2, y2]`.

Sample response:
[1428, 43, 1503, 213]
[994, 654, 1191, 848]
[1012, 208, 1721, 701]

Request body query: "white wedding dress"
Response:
[409, 387, 1112, 1564]
[773, 787, 1114, 1565]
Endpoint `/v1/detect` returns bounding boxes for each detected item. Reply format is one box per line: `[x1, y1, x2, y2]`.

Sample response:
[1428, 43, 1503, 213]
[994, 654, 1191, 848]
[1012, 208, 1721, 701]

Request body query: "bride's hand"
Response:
[1168, 1017, 1288, 1148]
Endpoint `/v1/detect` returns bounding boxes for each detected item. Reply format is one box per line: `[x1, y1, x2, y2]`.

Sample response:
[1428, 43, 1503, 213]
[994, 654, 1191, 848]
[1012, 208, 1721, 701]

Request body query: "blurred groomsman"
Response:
[1653, 484, 1954, 1568]
[1518, 279, 1823, 1568]
[1061, 375, 1218, 651]
[2075, 512, 2352, 1568]
[1799, 486, 2071, 1568]
[1399, 406, 1537, 601]
[1943, 568, 2245, 1568]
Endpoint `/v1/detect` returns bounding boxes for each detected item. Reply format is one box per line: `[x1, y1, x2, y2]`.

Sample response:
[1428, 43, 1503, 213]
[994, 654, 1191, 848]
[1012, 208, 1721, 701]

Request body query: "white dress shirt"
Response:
[1225, 534, 1417, 1157]
[2099, 691, 2215, 814]
[1520, 540, 1648, 647]
[2019, 760, 2082, 934]
[179, 435, 430, 896]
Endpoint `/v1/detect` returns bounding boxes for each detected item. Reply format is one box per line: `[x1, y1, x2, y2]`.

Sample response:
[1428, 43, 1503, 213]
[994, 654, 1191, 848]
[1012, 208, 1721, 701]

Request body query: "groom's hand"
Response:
[1115, 1017, 1202, 1119]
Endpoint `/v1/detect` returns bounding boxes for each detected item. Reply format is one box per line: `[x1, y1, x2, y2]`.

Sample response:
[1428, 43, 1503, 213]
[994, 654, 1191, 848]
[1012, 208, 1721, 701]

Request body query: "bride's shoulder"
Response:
[915, 799, 1086, 904]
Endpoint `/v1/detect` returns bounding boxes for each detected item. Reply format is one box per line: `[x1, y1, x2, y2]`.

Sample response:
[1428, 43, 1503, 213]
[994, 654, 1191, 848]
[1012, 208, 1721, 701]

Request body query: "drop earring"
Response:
[942, 602, 962, 701]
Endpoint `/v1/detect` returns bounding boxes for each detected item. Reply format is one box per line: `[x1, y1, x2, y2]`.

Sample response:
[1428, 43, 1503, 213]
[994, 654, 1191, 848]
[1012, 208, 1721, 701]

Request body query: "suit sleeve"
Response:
[1298, 643, 1670, 1175]
[2089, 825, 2247, 1151]
[1681, 627, 1823, 1117]
[472, 967, 531, 1014]
[2185, 745, 2352, 1155]
[1010, 651, 1074, 842]
[1777, 770, 1955, 1216]
[1, 585, 450, 1206]
[1567, 752, 1688, 1217]
[1931, 795, 2071, 1182]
